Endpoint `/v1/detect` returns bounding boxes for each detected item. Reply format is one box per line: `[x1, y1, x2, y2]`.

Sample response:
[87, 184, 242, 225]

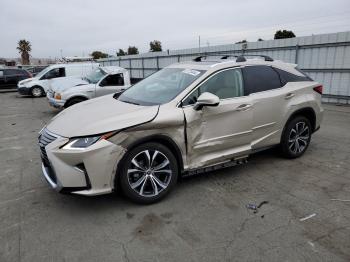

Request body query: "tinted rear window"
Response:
[4, 69, 28, 76]
[4, 69, 19, 75]
[273, 67, 312, 85]
[242, 65, 281, 95]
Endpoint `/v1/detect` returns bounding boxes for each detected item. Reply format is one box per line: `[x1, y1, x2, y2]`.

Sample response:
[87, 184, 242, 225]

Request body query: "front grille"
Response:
[38, 128, 59, 183]
[38, 128, 58, 148]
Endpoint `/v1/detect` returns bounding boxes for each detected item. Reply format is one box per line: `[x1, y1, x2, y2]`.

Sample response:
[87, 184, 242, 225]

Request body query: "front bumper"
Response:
[48, 97, 65, 109]
[17, 86, 32, 95]
[39, 129, 126, 196]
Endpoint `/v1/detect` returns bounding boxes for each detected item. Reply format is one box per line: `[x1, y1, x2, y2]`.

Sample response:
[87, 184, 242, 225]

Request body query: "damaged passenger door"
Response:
[181, 68, 253, 169]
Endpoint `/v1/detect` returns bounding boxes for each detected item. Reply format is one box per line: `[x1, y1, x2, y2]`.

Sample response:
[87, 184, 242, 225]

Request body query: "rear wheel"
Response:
[119, 142, 178, 204]
[65, 97, 85, 108]
[280, 116, 312, 158]
[31, 86, 44, 97]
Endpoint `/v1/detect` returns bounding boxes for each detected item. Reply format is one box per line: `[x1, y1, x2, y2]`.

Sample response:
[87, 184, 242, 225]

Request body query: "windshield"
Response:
[85, 68, 106, 84]
[35, 66, 52, 79]
[118, 68, 205, 106]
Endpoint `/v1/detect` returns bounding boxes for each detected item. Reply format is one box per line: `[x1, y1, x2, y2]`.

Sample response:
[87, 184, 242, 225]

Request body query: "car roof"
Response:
[168, 57, 302, 76]
[100, 66, 127, 75]
[46, 62, 99, 69]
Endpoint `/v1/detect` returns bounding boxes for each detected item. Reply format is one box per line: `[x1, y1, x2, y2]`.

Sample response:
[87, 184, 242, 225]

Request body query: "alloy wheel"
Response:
[127, 150, 172, 198]
[288, 121, 310, 154]
[32, 87, 42, 97]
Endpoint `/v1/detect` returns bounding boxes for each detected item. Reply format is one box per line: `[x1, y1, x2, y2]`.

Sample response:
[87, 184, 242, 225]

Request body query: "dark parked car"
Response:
[25, 66, 48, 77]
[0, 68, 32, 89]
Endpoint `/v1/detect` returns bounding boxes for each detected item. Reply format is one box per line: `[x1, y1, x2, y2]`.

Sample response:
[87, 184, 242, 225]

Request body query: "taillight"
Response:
[28, 72, 33, 78]
[313, 85, 323, 95]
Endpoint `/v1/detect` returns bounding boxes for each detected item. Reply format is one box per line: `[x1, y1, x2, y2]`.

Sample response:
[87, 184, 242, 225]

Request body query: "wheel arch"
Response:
[64, 95, 89, 107]
[125, 134, 184, 173]
[283, 107, 316, 134]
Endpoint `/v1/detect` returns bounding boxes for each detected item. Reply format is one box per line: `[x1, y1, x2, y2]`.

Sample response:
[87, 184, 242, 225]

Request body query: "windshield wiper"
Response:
[119, 99, 140, 105]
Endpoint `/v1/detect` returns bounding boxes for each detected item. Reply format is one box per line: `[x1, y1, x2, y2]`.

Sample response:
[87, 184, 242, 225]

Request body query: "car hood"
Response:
[51, 77, 89, 93]
[63, 83, 95, 95]
[19, 77, 36, 84]
[46, 94, 159, 137]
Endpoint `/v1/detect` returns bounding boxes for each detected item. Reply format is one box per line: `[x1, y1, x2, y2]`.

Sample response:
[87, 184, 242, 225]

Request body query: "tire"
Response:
[119, 142, 178, 204]
[280, 116, 312, 158]
[65, 97, 85, 108]
[31, 86, 44, 97]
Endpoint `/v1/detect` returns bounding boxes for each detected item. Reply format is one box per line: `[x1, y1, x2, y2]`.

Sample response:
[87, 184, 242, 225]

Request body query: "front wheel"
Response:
[31, 86, 44, 97]
[119, 142, 178, 204]
[280, 116, 312, 158]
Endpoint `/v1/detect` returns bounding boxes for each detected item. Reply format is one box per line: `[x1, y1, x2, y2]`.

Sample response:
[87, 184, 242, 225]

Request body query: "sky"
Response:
[1, 0, 350, 58]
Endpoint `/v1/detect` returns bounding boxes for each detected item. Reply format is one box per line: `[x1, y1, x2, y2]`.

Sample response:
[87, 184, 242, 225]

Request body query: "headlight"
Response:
[54, 93, 61, 100]
[62, 131, 116, 150]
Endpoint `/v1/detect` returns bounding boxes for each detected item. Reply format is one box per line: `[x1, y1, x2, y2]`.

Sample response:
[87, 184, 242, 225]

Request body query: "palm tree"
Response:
[17, 39, 32, 65]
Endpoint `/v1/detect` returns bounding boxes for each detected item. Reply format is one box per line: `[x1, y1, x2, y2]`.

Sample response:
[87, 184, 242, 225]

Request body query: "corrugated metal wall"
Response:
[99, 31, 350, 104]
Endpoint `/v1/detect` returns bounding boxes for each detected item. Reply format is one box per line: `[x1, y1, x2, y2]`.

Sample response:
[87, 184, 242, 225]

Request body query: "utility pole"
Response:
[198, 35, 201, 54]
[60, 49, 63, 59]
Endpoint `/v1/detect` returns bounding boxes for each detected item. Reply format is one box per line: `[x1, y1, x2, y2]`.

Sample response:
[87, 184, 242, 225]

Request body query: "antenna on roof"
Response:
[236, 56, 246, 62]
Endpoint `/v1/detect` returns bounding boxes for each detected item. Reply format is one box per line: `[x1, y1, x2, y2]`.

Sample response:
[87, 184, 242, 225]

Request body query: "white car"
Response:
[47, 66, 135, 108]
[17, 62, 99, 97]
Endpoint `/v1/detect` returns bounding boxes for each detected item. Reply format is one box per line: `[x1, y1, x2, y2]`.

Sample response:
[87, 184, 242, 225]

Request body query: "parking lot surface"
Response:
[0, 93, 349, 262]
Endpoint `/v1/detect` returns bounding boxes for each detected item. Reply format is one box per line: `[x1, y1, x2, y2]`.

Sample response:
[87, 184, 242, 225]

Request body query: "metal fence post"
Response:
[141, 57, 145, 78]
[295, 45, 299, 64]
[156, 56, 160, 71]
[129, 58, 132, 78]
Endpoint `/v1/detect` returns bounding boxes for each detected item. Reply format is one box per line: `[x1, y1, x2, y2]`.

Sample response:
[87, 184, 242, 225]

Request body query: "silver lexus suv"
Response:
[38, 55, 323, 204]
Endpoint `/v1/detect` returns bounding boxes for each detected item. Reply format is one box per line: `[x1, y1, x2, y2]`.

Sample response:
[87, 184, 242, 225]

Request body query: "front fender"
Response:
[64, 93, 91, 102]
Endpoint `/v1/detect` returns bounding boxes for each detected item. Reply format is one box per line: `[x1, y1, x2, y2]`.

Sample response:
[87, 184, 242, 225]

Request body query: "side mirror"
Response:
[193, 92, 220, 111]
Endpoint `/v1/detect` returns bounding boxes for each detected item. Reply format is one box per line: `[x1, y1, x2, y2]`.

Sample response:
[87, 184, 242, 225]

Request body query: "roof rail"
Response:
[221, 55, 239, 59]
[236, 55, 274, 62]
[193, 54, 239, 62]
[193, 56, 206, 62]
[192, 54, 274, 62]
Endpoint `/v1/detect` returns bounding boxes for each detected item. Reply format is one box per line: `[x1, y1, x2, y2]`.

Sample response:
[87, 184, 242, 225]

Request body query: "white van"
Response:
[47, 66, 142, 108]
[17, 62, 99, 97]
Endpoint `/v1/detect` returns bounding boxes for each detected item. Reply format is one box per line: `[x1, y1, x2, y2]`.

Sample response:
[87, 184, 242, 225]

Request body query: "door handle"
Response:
[236, 104, 252, 111]
[285, 93, 295, 99]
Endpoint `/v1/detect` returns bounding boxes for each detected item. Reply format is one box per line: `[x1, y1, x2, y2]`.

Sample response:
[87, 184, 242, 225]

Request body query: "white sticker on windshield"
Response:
[182, 69, 201, 76]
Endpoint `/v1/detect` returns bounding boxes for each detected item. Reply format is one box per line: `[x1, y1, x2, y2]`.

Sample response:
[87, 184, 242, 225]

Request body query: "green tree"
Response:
[257, 38, 264, 41]
[274, 30, 296, 39]
[90, 51, 108, 59]
[127, 46, 139, 55]
[149, 40, 162, 52]
[117, 49, 126, 56]
[235, 39, 247, 44]
[17, 39, 31, 65]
